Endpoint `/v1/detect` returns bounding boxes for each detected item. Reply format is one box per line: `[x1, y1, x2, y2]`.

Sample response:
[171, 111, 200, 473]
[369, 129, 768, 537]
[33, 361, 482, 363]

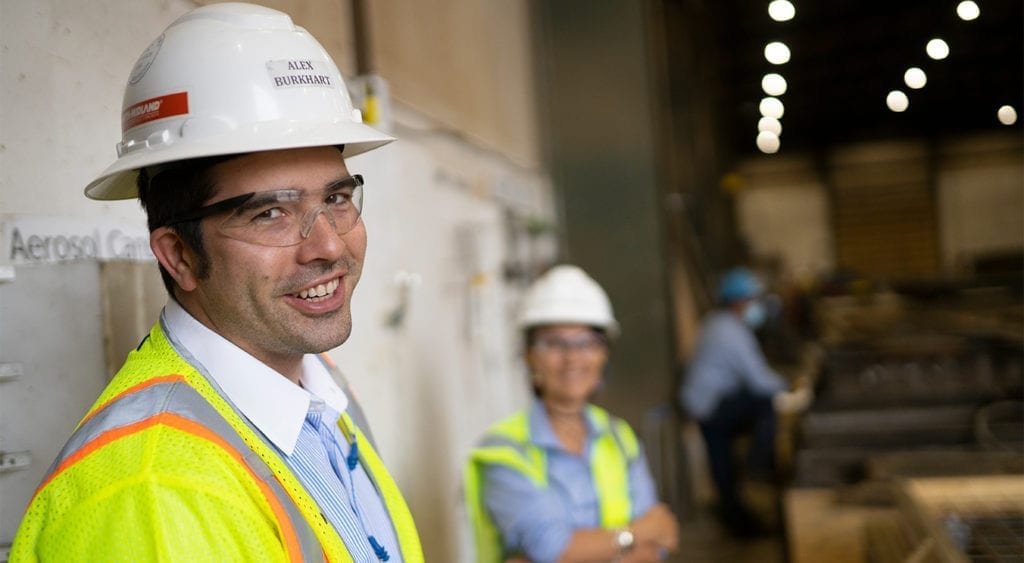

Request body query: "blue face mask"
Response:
[743, 301, 767, 329]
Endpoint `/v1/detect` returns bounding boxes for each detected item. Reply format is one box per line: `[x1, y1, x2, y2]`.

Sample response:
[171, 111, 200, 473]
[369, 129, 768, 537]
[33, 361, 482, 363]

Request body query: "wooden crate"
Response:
[898, 475, 1024, 562]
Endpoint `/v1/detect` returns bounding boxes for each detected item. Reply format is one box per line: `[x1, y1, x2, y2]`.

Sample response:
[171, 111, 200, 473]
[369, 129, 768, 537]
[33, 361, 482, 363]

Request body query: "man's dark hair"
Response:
[136, 154, 241, 295]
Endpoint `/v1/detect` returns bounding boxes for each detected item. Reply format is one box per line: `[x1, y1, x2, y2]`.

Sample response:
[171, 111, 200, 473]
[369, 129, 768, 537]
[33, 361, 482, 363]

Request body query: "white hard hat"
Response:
[85, 2, 394, 200]
[518, 265, 620, 338]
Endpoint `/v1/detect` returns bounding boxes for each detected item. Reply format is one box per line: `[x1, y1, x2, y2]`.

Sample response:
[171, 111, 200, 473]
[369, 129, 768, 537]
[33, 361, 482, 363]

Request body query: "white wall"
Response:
[0, 0, 191, 225]
[1, 0, 196, 551]
[0, 1, 553, 560]
[937, 134, 1024, 274]
[332, 106, 550, 559]
[735, 155, 836, 281]
[733, 135, 1023, 282]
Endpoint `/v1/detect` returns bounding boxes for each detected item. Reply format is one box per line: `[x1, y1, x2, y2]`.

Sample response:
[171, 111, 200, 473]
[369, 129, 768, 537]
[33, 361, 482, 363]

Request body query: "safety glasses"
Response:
[165, 174, 364, 247]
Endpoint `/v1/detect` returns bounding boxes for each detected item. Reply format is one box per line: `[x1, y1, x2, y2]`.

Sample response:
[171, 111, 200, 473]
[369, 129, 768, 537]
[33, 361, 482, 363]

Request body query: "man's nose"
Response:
[299, 205, 338, 239]
[297, 207, 345, 261]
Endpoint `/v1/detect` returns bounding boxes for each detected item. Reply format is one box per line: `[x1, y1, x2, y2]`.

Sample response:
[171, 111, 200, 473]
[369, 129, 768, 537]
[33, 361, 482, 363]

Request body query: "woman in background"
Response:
[466, 265, 679, 563]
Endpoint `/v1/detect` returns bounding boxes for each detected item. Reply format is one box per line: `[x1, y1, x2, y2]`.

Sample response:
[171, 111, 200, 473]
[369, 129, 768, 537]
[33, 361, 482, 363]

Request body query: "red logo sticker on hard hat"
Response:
[266, 59, 335, 89]
[122, 92, 189, 132]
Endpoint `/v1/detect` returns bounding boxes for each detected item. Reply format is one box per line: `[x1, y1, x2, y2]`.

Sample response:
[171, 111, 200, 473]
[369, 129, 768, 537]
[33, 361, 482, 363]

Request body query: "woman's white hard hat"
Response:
[518, 265, 620, 338]
[85, 2, 394, 200]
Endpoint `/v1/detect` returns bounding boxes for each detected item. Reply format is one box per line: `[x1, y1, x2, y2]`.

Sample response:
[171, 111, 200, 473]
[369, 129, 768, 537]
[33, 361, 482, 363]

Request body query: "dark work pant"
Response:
[698, 389, 776, 533]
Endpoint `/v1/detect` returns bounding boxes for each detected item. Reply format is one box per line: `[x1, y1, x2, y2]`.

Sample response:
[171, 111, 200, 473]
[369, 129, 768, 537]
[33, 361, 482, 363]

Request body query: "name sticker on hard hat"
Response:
[266, 60, 334, 89]
[121, 92, 189, 132]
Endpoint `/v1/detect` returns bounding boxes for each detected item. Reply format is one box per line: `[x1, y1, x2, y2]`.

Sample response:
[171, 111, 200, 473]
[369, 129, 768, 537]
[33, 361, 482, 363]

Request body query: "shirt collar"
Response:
[528, 397, 602, 451]
[161, 298, 348, 455]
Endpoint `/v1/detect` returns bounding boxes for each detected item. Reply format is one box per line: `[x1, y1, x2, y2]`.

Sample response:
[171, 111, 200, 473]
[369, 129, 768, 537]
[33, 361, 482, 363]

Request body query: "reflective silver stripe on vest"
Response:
[608, 419, 639, 463]
[48, 380, 325, 563]
[479, 424, 636, 462]
[479, 434, 530, 452]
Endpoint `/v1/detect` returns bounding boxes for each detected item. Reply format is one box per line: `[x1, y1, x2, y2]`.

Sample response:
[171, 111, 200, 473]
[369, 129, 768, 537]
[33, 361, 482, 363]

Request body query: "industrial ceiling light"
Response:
[957, 1, 980, 21]
[768, 0, 796, 22]
[761, 73, 788, 96]
[757, 131, 781, 154]
[764, 41, 791, 65]
[997, 105, 1018, 125]
[926, 38, 950, 60]
[758, 116, 783, 136]
[904, 67, 927, 89]
[886, 90, 909, 112]
[759, 96, 785, 118]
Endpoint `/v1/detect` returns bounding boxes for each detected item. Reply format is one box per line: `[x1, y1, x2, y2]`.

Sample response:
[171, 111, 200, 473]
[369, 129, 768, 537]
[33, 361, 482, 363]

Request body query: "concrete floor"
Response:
[666, 422, 789, 562]
[669, 514, 786, 562]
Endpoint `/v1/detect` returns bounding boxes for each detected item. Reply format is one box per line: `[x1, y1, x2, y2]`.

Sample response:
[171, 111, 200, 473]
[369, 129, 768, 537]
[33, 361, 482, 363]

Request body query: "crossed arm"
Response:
[553, 503, 679, 563]
[484, 456, 679, 563]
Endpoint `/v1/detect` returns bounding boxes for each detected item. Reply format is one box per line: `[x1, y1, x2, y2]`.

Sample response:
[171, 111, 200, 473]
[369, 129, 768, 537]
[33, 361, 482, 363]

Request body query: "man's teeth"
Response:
[297, 279, 340, 301]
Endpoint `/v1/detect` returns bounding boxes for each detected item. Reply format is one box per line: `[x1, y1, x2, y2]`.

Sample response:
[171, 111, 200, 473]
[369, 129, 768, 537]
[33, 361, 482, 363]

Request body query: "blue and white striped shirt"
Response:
[282, 400, 402, 562]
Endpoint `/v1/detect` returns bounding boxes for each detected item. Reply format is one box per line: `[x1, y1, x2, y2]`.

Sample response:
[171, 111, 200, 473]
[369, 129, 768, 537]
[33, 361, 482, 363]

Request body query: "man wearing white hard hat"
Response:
[465, 265, 679, 563]
[11, 4, 422, 561]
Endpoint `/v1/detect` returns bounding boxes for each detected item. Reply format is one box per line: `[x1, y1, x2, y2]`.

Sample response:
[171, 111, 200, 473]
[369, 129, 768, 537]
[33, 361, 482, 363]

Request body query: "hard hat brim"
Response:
[84, 120, 395, 201]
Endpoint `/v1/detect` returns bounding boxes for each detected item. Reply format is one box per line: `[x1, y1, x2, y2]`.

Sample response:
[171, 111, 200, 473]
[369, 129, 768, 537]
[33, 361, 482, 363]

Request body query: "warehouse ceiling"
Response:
[704, 0, 1023, 158]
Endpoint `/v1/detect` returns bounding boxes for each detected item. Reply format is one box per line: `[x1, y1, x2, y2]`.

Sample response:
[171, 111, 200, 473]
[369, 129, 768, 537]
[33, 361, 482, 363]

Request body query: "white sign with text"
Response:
[2, 216, 154, 265]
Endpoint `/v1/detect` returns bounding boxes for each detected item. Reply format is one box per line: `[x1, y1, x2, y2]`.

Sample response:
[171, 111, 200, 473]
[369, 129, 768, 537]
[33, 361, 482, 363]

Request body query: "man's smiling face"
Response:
[182, 146, 366, 373]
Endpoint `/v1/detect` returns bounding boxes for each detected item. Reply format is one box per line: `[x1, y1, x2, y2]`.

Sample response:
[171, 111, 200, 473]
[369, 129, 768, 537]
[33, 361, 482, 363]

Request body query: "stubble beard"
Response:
[203, 259, 359, 361]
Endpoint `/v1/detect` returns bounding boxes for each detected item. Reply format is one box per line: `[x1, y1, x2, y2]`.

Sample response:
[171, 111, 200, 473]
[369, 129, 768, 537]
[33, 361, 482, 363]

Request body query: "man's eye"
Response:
[252, 207, 285, 221]
[325, 192, 352, 206]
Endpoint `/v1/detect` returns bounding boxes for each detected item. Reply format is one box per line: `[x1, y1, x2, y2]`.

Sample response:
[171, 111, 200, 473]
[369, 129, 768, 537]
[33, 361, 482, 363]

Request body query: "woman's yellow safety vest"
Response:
[464, 405, 640, 563]
[11, 321, 423, 562]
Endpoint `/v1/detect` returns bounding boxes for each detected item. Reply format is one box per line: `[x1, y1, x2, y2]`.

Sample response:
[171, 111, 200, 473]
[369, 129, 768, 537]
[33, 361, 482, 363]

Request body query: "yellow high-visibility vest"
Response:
[464, 405, 640, 563]
[11, 322, 423, 562]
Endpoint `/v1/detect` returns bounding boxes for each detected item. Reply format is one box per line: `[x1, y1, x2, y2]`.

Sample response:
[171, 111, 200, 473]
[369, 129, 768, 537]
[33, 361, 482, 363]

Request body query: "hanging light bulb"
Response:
[761, 73, 788, 96]
[904, 67, 927, 89]
[758, 116, 782, 136]
[764, 42, 791, 65]
[757, 131, 781, 154]
[759, 97, 785, 119]
[997, 105, 1018, 125]
[926, 38, 950, 60]
[957, 1, 980, 21]
[886, 90, 909, 112]
[768, 0, 796, 22]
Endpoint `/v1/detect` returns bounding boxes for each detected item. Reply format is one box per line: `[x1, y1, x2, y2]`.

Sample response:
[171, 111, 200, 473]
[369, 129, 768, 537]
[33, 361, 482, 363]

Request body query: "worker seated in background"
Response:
[466, 265, 679, 563]
[679, 268, 812, 537]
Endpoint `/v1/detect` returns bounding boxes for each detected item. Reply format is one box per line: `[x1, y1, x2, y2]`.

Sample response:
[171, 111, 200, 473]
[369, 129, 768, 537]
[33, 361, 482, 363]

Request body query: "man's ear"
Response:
[151, 227, 200, 292]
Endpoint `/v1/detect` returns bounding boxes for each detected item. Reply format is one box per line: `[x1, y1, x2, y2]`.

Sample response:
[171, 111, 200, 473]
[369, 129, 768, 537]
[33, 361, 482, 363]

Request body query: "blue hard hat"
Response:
[717, 268, 763, 304]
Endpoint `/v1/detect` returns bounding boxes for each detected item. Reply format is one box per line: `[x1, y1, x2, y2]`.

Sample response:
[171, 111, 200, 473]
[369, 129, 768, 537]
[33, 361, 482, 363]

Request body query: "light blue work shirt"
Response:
[680, 310, 786, 420]
[284, 402, 403, 562]
[482, 399, 658, 563]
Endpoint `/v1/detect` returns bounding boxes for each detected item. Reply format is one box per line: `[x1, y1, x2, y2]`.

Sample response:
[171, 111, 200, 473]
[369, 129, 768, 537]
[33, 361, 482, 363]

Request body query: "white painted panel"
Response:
[0, 262, 108, 544]
[0, 0, 195, 221]
[737, 184, 835, 280]
[938, 163, 1024, 273]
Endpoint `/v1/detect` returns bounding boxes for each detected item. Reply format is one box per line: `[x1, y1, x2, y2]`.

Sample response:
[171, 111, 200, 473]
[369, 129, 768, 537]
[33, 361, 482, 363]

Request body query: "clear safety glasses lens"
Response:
[216, 178, 364, 247]
[532, 334, 608, 356]
[165, 175, 365, 247]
